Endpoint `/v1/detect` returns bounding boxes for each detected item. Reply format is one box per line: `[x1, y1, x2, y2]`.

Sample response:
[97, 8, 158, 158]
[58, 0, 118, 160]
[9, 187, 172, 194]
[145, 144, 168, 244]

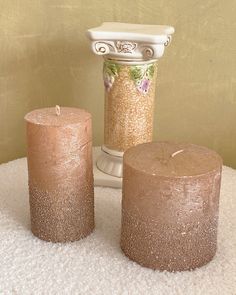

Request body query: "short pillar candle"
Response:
[121, 142, 222, 271]
[25, 106, 94, 242]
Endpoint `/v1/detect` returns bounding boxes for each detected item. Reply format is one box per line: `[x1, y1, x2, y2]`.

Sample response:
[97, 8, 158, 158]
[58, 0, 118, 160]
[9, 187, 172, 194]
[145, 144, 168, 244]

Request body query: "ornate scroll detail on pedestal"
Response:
[94, 42, 111, 55]
[115, 41, 137, 53]
[141, 47, 154, 59]
[93, 40, 138, 55]
[88, 23, 174, 60]
[91, 40, 168, 60]
[164, 36, 172, 47]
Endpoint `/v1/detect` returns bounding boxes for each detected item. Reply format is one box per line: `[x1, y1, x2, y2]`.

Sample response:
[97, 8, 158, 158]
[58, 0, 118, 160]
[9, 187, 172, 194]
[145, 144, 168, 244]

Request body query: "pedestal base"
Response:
[93, 147, 122, 188]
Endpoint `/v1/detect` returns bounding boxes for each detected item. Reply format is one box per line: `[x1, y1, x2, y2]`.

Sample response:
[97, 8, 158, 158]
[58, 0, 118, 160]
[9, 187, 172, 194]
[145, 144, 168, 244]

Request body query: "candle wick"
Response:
[171, 149, 184, 158]
[55, 105, 61, 116]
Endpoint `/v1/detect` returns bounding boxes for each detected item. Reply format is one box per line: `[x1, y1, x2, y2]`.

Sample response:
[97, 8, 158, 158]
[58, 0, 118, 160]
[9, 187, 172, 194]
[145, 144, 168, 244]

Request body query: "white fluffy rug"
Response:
[0, 158, 235, 295]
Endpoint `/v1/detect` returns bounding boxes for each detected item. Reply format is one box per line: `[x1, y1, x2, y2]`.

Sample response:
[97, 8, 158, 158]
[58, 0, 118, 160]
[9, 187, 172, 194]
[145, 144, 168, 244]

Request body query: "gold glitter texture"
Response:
[121, 142, 222, 271]
[104, 61, 158, 152]
[25, 107, 94, 243]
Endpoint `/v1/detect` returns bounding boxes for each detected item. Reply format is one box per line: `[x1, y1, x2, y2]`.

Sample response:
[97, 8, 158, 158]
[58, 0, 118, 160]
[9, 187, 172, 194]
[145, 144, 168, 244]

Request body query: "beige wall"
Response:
[0, 0, 236, 167]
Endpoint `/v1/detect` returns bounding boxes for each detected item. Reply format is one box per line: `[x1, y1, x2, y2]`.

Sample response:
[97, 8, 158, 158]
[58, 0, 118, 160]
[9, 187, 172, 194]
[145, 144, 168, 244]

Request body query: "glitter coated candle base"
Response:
[25, 107, 94, 243]
[121, 142, 222, 271]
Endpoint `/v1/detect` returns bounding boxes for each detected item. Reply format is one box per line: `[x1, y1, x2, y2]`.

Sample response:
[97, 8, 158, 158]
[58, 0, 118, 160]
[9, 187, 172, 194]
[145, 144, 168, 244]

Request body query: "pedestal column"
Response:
[87, 23, 174, 178]
[104, 59, 157, 151]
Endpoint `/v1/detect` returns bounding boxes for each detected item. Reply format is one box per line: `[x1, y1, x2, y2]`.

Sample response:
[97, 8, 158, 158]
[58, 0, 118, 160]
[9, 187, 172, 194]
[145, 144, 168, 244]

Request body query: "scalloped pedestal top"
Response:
[87, 22, 175, 61]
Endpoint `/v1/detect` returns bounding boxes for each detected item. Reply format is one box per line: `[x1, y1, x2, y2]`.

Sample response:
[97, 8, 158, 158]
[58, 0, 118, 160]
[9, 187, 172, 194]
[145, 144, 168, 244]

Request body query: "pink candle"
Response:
[25, 106, 94, 242]
[121, 142, 222, 271]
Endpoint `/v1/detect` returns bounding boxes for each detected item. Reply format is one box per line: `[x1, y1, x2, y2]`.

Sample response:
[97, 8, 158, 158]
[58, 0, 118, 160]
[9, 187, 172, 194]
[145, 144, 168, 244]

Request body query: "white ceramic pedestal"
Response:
[88, 23, 174, 180]
[93, 146, 122, 188]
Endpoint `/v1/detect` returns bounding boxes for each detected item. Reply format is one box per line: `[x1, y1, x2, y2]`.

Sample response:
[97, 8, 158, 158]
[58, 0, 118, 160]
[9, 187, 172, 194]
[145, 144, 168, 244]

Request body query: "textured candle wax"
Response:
[104, 60, 158, 152]
[25, 107, 94, 243]
[121, 142, 222, 271]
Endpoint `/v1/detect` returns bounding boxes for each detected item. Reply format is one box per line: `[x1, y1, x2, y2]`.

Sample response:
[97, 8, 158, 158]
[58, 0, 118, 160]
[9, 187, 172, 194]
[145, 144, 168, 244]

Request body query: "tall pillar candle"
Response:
[121, 142, 222, 271]
[25, 106, 94, 242]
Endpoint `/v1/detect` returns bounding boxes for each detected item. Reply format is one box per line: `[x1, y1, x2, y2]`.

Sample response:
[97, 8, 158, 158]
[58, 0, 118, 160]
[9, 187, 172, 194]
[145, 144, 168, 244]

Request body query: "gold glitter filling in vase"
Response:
[104, 61, 158, 152]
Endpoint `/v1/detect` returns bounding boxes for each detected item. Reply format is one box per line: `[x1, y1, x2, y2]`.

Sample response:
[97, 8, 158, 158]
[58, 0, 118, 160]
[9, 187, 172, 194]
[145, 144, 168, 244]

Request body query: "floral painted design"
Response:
[130, 63, 155, 94]
[103, 61, 120, 92]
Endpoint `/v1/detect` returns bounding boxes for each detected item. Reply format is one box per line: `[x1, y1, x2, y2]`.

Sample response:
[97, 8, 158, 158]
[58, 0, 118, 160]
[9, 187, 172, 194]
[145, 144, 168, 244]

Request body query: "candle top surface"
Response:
[24, 107, 91, 127]
[124, 142, 222, 178]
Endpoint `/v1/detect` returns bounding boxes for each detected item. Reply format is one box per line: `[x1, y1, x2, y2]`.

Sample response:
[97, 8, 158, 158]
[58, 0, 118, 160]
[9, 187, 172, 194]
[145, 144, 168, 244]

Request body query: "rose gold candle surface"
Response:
[25, 107, 94, 242]
[121, 142, 222, 271]
[103, 60, 158, 152]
